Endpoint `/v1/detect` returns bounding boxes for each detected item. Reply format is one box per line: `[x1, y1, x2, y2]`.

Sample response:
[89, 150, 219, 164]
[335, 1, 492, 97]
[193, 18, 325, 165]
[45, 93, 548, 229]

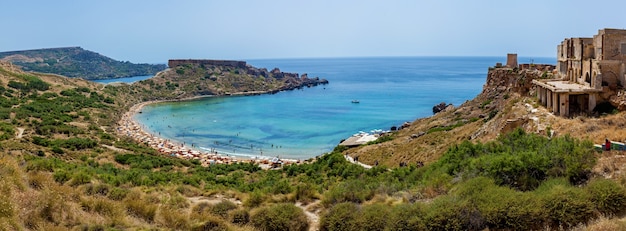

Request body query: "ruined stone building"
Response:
[532, 28, 626, 117]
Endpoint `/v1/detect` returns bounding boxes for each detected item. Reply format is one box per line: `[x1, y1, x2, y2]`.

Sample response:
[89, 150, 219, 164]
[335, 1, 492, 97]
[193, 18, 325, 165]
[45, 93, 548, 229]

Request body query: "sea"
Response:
[98, 57, 554, 160]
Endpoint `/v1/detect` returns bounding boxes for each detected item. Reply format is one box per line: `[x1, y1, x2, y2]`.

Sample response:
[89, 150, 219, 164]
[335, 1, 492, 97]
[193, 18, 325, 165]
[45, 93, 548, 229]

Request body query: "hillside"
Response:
[343, 65, 626, 169]
[0, 47, 166, 80]
[2, 61, 626, 230]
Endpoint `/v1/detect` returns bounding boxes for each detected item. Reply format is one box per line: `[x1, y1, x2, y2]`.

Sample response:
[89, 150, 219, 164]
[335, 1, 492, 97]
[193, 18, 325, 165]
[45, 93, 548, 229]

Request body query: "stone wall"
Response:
[518, 64, 555, 72]
[168, 59, 247, 69]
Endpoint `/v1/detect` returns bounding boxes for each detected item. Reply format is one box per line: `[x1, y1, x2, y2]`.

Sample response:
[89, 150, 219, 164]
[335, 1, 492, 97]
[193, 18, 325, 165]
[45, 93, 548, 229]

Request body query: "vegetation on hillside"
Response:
[2, 61, 626, 230]
[0, 47, 166, 80]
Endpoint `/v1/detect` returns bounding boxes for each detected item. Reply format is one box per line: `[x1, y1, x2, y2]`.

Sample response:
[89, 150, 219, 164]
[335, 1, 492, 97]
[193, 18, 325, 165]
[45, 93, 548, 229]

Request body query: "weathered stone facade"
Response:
[533, 28, 626, 117]
[168, 59, 247, 69]
[506, 53, 518, 68]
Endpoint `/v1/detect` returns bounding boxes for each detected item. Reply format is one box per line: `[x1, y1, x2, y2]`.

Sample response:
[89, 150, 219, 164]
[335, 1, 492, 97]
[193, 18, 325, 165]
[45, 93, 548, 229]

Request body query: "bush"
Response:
[423, 197, 475, 231]
[84, 183, 110, 196]
[107, 187, 129, 201]
[454, 177, 545, 230]
[69, 171, 91, 186]
[356, 203, 391, 230]
[541, 184, 595, 229]
[191, 217, 229, 231]
[320, 202, 359, 231]
[229, 208, 250, 225]
[0, 193, 14, 219]
[294, 183, 318, 204]
[387, 203, 426, 230]
[209, 200, 238, 219]
[322, 180, 374, 206]
[250, 203, 308, 231]
[53, 170, 70, 184]
[244, 190, 266, 208]
[125, 199, 157, 222]
[433, 128, 596, 190]
[586, 178, 626, 216]
[80, 197, 122, 217]
[158, 206, 189, 230]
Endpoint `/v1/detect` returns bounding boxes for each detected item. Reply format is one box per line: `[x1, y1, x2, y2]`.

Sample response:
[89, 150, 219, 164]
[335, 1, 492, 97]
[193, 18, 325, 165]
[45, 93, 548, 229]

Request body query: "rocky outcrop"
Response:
[134, 60, 328, 101]
[432, 102, 453, 114]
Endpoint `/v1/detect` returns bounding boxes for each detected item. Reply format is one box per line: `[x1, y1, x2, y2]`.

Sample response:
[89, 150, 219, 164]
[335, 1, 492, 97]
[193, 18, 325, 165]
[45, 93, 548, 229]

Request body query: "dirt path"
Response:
[345, 154, 372, 169]
[296, 201, 321, 231]
[101, 144, 130, 153]
[16, 128, 24, 138]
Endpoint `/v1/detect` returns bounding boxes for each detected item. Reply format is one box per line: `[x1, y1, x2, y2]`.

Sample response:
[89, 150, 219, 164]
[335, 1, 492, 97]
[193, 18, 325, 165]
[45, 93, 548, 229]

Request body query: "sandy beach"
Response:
[116, 98, 299, 168]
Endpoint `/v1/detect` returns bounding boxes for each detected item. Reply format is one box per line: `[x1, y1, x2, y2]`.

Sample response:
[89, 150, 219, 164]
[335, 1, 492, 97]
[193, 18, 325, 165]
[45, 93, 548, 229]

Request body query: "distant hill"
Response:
[0, 47, 166, 80]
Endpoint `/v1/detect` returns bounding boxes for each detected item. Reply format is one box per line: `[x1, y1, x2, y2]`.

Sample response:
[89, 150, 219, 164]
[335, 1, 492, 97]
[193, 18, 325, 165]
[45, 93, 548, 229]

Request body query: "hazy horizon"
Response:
[3, 0, 624, 63]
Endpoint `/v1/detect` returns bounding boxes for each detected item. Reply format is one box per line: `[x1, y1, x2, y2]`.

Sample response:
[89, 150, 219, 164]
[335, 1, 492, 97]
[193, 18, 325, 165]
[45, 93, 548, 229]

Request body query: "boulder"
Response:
[433, 102, 453, 114]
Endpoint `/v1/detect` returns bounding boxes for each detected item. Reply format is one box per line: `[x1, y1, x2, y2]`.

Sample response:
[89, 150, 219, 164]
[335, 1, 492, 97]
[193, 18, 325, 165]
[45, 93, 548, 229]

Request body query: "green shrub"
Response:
[423, 196, 475, 231]
[454, 177, 545, 230]
[250, 203, 308, 231]
[51, 146, 64, 154]
[210, 200, 238, 219]
[433, 128, 596, 190]
[107, 187, 129, 201]
[70, 171, 92, 186]
[586, 178, 626, 216]
[229, 208, 250, 225]
[53, 170, 70, 184]
[271, 179, 292, 194]
[387, 203, 426, 231]
[294, 182, 318, 203]
[541, 184, 595, 229]
[356, 203, 391, 230]
[244, 190, 266, 208]
[191, 217, 228, 231]
[320, 202, 359, 231]
[322, 180, 374, 206]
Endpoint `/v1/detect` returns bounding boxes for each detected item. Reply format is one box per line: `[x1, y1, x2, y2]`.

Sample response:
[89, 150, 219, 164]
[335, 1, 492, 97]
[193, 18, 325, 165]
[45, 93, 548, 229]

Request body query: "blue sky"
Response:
[2, 0, 625, 63]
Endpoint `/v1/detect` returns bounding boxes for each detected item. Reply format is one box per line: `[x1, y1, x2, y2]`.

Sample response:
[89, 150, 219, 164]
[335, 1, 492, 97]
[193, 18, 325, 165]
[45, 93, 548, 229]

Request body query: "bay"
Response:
[134, 56, 554, 160]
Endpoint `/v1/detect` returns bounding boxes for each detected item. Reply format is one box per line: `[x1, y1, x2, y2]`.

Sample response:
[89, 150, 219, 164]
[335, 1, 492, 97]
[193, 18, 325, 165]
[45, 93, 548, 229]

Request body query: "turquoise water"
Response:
[134, 57, 554, 160]
[92, 75, 153, 84]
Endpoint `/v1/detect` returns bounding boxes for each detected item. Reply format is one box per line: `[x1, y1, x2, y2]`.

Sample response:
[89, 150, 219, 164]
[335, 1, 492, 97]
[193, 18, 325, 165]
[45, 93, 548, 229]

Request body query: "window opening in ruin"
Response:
[585, 73, 591, 83]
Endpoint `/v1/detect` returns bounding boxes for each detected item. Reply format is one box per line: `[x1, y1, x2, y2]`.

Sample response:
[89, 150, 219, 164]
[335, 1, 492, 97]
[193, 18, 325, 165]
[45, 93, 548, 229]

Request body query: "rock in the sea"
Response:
[433, 102, 453, 114]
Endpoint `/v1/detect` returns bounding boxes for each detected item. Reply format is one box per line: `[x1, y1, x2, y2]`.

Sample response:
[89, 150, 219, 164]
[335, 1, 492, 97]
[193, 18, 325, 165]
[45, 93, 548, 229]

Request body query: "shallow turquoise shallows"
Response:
[133, 57, 554, 160]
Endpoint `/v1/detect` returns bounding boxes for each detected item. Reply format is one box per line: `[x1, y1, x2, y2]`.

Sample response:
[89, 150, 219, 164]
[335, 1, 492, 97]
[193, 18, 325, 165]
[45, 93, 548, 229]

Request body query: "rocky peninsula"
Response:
[125, 59, 328, 102]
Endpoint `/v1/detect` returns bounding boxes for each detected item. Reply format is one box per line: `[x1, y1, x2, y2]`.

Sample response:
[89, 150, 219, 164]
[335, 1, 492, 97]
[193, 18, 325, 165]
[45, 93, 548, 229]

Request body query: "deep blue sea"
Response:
[129, 57, 554, 160]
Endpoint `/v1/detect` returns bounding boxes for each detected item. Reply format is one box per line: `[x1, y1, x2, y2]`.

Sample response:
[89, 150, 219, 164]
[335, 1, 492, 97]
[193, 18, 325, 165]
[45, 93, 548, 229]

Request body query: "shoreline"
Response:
[116, 94, 302, 168]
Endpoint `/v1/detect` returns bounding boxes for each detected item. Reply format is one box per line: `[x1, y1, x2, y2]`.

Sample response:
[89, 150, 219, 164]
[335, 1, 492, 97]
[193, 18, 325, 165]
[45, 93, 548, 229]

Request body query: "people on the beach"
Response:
[116, 101, 297, 168]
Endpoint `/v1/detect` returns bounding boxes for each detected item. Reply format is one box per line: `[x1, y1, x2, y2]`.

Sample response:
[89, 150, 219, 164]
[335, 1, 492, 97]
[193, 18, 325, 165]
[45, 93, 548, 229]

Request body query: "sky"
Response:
[2, 0, 625, 63]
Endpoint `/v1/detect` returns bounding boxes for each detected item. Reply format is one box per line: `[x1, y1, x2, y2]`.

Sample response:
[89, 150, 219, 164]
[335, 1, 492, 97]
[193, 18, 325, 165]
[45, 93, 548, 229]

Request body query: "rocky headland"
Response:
[122, 59, 328, 103]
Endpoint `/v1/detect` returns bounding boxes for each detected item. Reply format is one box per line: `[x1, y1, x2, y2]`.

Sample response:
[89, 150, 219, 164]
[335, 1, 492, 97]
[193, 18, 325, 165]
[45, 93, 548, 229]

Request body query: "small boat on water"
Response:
[351, 100, 360, 104]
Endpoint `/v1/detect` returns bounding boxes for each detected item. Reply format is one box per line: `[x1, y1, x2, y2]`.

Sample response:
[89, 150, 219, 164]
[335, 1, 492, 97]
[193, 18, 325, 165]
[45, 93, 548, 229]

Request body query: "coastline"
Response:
[116, 93, 301, 168]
